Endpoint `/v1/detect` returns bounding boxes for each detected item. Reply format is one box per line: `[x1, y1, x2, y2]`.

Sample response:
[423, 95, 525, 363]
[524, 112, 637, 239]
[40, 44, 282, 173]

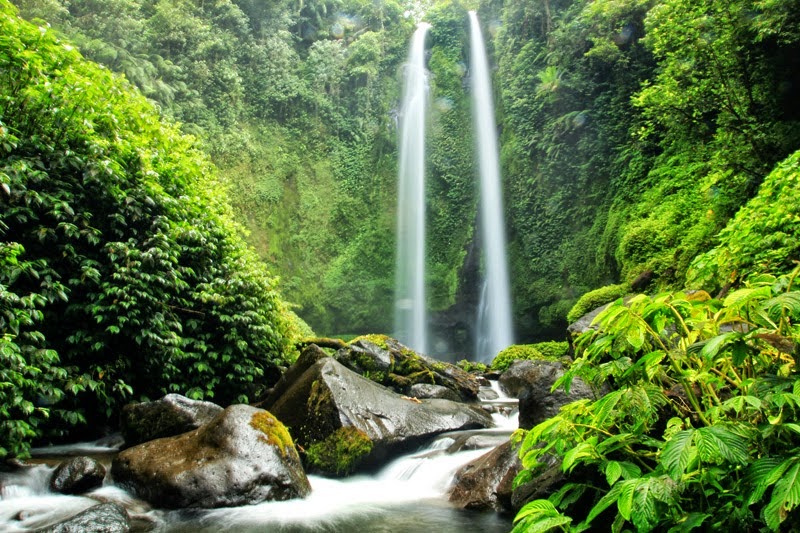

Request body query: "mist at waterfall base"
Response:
[394, 23, 431, 356]
[0, 384, 518, 532]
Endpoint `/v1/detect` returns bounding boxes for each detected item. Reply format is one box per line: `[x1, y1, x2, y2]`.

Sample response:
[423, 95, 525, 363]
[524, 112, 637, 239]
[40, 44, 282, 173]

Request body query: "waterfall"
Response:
[469, 11, 514, 363]
[394, 23, 431, 355]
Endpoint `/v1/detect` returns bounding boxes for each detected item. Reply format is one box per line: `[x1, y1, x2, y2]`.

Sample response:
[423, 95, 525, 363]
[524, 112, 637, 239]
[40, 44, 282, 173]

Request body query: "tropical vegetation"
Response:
[2, 0, 800, 529]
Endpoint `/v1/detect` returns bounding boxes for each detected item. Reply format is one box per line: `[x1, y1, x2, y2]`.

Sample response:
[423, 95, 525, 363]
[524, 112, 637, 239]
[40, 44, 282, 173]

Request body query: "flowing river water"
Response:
[0, 382, 517, 532]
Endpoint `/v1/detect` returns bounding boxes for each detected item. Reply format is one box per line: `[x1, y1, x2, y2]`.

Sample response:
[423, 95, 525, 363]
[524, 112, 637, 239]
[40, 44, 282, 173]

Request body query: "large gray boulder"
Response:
[49, 456, 106, 494]
[120, 393, 223, 447]
[35, 502, 129, 533]
[449, 440, 521, 513]
[266, 357, 492, 474]
[500, 359, 597, 430]
[334, 336, 481, 401]
[111, 404, 310, 508]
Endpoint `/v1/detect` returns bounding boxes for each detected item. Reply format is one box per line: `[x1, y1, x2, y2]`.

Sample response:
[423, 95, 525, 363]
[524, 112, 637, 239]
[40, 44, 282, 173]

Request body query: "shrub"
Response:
[531, 341, 569, 360]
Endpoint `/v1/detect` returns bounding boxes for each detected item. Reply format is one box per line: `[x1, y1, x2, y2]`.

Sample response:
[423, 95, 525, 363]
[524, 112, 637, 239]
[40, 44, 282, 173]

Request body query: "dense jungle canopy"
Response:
[8, 0, 800, 348]
[3, 0, 800, 527]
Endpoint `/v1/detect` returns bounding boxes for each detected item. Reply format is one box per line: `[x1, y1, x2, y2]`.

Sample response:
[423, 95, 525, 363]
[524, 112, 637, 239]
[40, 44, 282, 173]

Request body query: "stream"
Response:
[0, 382, 517, 532]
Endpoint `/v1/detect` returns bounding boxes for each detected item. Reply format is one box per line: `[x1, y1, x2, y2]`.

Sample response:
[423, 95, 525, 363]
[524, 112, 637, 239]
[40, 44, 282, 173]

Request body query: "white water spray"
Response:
[395, 23, 431, 354]
[469, 11, 514, 363]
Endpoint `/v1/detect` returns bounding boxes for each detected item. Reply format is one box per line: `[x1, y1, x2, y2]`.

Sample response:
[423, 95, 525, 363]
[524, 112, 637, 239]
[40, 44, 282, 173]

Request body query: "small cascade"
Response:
[395, 23, 431, 355]
[1, 384, 516, 532]
[469, 11, 514, 363]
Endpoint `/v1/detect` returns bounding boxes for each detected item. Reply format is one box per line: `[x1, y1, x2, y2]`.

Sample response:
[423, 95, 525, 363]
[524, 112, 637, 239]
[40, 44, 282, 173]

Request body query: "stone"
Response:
[111, 405, 310, 508]
[49, 456, 106, 495]
[120, 393, 223, 447]
[334, 335, 481, 401]
[408, 383, 461, 402]
[35, 502, 130, 533]
[266, 357, 492, 474]
[500, 359, 597, 430]
[449, 440, 521, 513]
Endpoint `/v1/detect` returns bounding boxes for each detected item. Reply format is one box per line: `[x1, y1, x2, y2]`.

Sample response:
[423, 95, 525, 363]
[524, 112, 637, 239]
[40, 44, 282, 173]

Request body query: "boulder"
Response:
[511, 454, 565, 511]
[49, 456, 106, 494]
[111, 404, 310, 508]
[266, 357, 492, 475]
[500, 359, 597, 430]
[334, 335, 481, 401]
[262, 344, 328, 407]
[120, 394, 223, 447]
[408, 383, 461, 402]
[36, 502, 130, 533]
[449, 440, 521, 513]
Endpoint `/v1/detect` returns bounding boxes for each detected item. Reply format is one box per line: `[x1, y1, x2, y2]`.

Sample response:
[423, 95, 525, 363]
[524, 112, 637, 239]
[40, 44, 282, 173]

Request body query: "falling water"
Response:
[469, 11, 514, 363]
[395, 23, 431, 354]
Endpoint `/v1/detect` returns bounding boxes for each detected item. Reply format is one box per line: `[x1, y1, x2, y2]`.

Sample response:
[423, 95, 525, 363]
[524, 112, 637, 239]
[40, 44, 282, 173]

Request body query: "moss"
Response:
[249, 411, 295, 457]
[393, 352, 425, 375]
[349, 334, 390, 350]
[531, 341, 570, 360]
[456, 360, 489, 373]
[305, 426, 374, 476]
[491, 345, 548, 373]
[567, 283, 630, 324]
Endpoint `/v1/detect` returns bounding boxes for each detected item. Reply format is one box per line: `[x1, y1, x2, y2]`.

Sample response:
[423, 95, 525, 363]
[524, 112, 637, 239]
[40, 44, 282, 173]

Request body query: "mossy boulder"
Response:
[264, 356, 492, 475]
[335, 335, 480, 401]
[566, 283, 629, 324]
[120, 394, 223, 448]
[491, 342, 570, 373]
[111, 404, 310, 508]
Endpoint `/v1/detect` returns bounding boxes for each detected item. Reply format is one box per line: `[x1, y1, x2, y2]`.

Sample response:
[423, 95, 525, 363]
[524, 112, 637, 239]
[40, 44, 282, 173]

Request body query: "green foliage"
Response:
[492, 344, 546, 373]
[456, 359, 488, 373]
[0, 2, 300, 455]
[531, 341, 570, 360]
[688, 149, 800, 291]
[305, 425, 374, 476]
[567, 284, 629, 324]
[514, 269, 800, 531]
[495, 0, 800, 338]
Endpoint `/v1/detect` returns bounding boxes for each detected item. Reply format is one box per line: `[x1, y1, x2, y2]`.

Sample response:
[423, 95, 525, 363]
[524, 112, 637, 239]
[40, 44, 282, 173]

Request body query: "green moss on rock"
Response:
[249, 411, 294, 457]
[566, 283, 629, 324]
[305, 426, 374, 476]
[531, 341, 570, 360]
[349, 334, 390, 350]
[491, 345, 546, 373]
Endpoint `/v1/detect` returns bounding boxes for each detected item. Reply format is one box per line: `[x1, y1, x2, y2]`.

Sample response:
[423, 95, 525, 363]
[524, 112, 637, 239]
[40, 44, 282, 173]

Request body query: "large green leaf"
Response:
[661, 428, 697, 479]
[694, 425, 750, 465]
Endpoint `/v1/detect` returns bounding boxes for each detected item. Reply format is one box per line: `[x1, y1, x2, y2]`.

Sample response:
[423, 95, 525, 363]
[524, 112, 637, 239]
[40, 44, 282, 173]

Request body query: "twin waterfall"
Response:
[394, 13, 513, 363]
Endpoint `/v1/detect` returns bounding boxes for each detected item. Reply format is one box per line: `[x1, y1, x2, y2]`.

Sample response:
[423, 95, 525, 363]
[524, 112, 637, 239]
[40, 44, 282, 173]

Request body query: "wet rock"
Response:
[500, 360, 597, 430]
[49, 456, 106, 494]
[262, 344, 328, 407]
[478, 387, 499, 401]
[449, 440, 521, 513]
[111, 404, 310, 508]
[334, 335, 481, 401]
[120, 394, 223, 447]
[511, 454, 565, 510]
[35, 502, 130, 533]
[408, 383, 461, 401]
[266, 357, 492, 475]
